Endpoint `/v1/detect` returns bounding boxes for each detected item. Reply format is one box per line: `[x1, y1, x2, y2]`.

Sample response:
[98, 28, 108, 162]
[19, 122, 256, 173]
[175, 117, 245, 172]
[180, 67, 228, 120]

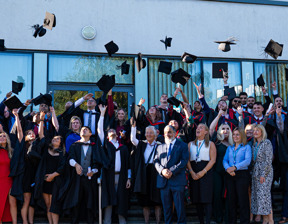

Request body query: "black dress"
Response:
[43, 153, 60, 194]
[23, 143, 38, 193]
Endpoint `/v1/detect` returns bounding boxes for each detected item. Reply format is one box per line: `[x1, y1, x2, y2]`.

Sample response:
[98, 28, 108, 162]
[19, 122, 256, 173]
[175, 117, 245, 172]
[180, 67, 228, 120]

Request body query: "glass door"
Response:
[48, 84, 135, 117]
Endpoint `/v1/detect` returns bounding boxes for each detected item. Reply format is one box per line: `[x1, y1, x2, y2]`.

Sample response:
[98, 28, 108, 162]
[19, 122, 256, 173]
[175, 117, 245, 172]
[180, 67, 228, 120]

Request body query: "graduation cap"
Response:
[116, 61, 130, 75]
[104, 41, 119, 56]
[32, 24, 46, 38]
[96, 75, 115, 93]
[257, 74, 265, 87]
[130, 102, 140, 120]
[136, 53, 146, 73]
[0, 39, 6, 51]
[158, 61, 172, 74]
[171, 68, 191, 86]
[12, 81, 24, 95]
[43, 12, 56, 30]
[212, 63, 228, 79]
[32, 93, 52, 106]
[167, 97, 182, 107]
[181, 52, 197, 64]
[4, 96, 23, 111]
[160, 36, 172, 50]
[214, 37, 237, 52]
[224, 87, 237, 100]
[264, 39, 283, 60]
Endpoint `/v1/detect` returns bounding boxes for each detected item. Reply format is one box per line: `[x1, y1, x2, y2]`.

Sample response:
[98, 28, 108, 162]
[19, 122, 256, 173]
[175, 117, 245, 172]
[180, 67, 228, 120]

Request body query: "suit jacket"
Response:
[154, 139, 189, 189]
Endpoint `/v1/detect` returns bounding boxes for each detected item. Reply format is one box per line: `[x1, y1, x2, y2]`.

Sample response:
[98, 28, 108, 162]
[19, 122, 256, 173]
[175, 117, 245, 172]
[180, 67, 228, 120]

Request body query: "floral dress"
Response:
[251, 139, 273, 215]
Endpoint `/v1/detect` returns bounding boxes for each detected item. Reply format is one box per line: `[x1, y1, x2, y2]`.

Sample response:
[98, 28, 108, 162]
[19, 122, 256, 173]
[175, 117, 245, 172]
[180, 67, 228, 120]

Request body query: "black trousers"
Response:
[226, 170, 250, 224]
[72, 176, 94, 224]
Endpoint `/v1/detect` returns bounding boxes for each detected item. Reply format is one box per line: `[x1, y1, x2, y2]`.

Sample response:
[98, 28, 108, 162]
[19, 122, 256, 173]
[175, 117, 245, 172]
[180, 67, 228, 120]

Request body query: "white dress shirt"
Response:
[144, 141, 157, 164]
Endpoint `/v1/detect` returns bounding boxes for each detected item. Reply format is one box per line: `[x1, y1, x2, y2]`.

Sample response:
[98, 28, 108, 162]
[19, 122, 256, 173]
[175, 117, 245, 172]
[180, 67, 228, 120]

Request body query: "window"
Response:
[48, 54, 134, 84]
[0, 53, 32, 108]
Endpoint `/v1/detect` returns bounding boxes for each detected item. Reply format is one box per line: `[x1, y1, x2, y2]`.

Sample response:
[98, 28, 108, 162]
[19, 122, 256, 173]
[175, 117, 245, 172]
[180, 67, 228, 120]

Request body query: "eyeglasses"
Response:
[233, 100, 241, 103]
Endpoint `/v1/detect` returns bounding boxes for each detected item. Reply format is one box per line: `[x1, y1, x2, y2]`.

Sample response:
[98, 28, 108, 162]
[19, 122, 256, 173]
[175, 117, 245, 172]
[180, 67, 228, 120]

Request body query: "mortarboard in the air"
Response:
[130, 102, 140, 120]
[160, 36, 172, 50]
[181, 52, 197, 64]
[214, 37, 237, 52]
[116, 61, 130, 75]
[4, 96, 23, 111]
[96, 75, 115, 93]
[285, 68, 288, 82]
[167, 97, 182, 107]
[32, 93, 52, 106]
[158, 61, 172, 74]
[171, 68, 191, 86]
[12, 81, 24, 95]
[212, 63, 228, 79]
[32, 24, 46, 38]
[264, 39, 283, 60]
[224, 87, 237, 100]
[104, 41, 119, 56]
[136, 53, 146, 73]
[0, 39, 6, 51]
[43, 12, 56, 30]
[257, 74, 265, 87]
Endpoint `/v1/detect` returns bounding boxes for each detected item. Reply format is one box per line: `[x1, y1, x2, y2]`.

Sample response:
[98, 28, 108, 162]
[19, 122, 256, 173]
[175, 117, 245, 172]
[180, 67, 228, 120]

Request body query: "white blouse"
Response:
[189, 140, 211, 162]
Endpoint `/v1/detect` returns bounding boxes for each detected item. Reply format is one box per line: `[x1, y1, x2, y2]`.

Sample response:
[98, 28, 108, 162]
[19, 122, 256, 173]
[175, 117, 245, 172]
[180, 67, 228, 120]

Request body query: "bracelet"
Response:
[204, 168, 207, 173]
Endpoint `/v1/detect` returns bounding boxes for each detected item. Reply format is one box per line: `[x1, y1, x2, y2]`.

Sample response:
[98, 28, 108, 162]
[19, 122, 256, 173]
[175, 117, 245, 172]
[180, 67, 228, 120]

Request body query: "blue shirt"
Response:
[223, 144, 252, 171]
[65, 133, 81, 153]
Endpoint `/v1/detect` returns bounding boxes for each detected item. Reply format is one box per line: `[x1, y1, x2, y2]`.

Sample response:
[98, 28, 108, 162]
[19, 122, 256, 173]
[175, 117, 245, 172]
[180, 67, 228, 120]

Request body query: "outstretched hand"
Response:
[83, 93, 94, 100]
[193, 82, 203, 99]
[98, 104, 107, 116]
[138, 98, 145, 106]
[130, 117, 136, 127]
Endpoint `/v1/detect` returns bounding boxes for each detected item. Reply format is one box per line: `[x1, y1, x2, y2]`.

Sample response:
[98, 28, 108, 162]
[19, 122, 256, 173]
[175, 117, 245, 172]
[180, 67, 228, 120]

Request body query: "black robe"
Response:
[33, 137, 66, 214]
[133, 141, 161, 204]
[61, 142, 105, 213]
[101, 140, 130, 218]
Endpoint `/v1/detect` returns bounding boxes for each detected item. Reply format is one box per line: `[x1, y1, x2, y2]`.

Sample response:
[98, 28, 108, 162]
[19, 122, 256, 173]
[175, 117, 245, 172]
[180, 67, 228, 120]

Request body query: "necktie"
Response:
[88, 111, 92, 129]
[167, 143, 172, 158]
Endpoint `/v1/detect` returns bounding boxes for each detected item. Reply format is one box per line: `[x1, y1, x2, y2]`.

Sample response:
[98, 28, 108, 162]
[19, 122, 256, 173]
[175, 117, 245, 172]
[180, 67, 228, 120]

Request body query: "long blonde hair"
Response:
[253, 124, 267, 143]
[0, 131, 13, 158]
[194, 123, 210, 147]
[217, 124, 233, 145]
[233, 128, 247, 146]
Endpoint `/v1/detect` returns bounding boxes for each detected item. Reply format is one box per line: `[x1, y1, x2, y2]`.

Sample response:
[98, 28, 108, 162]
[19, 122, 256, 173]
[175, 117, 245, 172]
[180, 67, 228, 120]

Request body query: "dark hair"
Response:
[81, 126, 92, 133]
[49, 135, 66, 155]
[146, 106, 162, 122]
[253, 102, 263, 107]
[248, 96, 255, 99]
[239, 92, 248, 97]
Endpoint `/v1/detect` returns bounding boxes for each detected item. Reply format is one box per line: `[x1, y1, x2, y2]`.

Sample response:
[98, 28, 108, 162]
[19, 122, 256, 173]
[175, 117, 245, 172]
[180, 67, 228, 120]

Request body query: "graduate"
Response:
[97, 104, 131, 224]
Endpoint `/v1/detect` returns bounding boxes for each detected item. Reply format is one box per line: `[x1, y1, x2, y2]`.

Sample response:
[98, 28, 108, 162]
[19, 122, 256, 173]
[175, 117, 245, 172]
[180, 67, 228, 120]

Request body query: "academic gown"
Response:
[276, 113, 288, 163]
[208, 109, 239, 131]
[33, 138, 66, 214]
[133, 141, 161, 204]
[61, 142, 105, 213]
[101, 140, 130, 218]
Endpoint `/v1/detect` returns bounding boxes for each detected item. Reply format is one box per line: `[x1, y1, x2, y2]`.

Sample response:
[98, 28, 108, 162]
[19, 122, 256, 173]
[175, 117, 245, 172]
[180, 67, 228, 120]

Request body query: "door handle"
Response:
[130, 93, 134, 97]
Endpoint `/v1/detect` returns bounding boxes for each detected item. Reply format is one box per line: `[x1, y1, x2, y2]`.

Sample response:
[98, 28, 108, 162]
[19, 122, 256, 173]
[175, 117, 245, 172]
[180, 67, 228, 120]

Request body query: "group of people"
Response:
[0, 75, 288, 224]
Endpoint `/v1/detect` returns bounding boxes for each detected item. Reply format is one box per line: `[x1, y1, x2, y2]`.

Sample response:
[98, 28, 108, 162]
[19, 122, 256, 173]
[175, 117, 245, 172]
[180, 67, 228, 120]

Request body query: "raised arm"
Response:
[209, 109, 224, 136]
[237, 106, 245, 129]
[39, 111, 45, 139]
[50, 106, 59, 132]
[276, 106, 284, 134]
[97, 104, 107, 145]
[74, 93, 94, 108]
[12, 108, 23, 142]
[130, 117, 139, 146]
[107, 89, 114, 118]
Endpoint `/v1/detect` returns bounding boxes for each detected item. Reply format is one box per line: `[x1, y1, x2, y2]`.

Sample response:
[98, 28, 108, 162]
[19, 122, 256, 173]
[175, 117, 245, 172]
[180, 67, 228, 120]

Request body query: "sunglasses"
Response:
[233, 100, 241, 103]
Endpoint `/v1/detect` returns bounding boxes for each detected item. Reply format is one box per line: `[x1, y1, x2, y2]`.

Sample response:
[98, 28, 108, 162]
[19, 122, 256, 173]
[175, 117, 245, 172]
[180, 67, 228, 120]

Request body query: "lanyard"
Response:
[146, 144, 157, 165]
[233, 144, 242, 165]
[254, 142, 260, 161]
[196, 140, 205, 160]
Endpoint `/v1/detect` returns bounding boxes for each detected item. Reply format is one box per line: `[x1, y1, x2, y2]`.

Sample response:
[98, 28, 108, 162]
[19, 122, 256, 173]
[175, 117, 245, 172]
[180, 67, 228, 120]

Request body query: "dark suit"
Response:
[154, 139, 189, 224]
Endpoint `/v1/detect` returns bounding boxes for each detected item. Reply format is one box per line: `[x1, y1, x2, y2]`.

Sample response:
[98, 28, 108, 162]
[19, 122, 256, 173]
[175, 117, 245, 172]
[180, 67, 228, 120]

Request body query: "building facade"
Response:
[0, 0, 287, 115]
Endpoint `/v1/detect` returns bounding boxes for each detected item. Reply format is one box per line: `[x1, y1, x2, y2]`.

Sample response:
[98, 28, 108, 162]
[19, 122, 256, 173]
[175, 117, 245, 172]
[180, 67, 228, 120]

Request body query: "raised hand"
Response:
[24, 99, 32, 106]
[49, 106, 55, 113]
[98, 104, 107, 116]
[237, 106, 243, 115]
[276, 106, 282, 116]
[271, 81, 277, 91]
[130, 117, 136, 127]
[6, 91, 12, 99]
[261, 86, 267, 95]
[218, 109, 225, 117]
[12, 108, 18, 117]
[193, 82, 203, 98]
[83, 93, 94, 100]
[40, 111, 46, 121]
[138, 98, 145, 106]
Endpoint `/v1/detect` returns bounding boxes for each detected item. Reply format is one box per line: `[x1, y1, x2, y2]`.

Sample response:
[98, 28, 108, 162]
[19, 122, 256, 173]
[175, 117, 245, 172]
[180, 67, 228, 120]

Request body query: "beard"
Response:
[165, 137, 174, 145]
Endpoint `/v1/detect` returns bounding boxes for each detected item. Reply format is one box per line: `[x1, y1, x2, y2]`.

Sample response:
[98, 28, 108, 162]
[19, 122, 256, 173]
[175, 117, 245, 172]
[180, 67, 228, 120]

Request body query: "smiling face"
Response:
[117, 109, 125, 121]
[245, 125, 254, 138]
[39, 103, 49, 113]
[145, 128, 156, 143]
[253, 104, 264, 117]
[240, 94, 248, 105]
[253, 127, 262, 140]
[0, 132, 7, 146]
[52, 136, 61, 148]
[232, 130, 242, 144]
[148, 106, 157, 115]
[232, 97, 241, 109]
[164, 126, 175, 142]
